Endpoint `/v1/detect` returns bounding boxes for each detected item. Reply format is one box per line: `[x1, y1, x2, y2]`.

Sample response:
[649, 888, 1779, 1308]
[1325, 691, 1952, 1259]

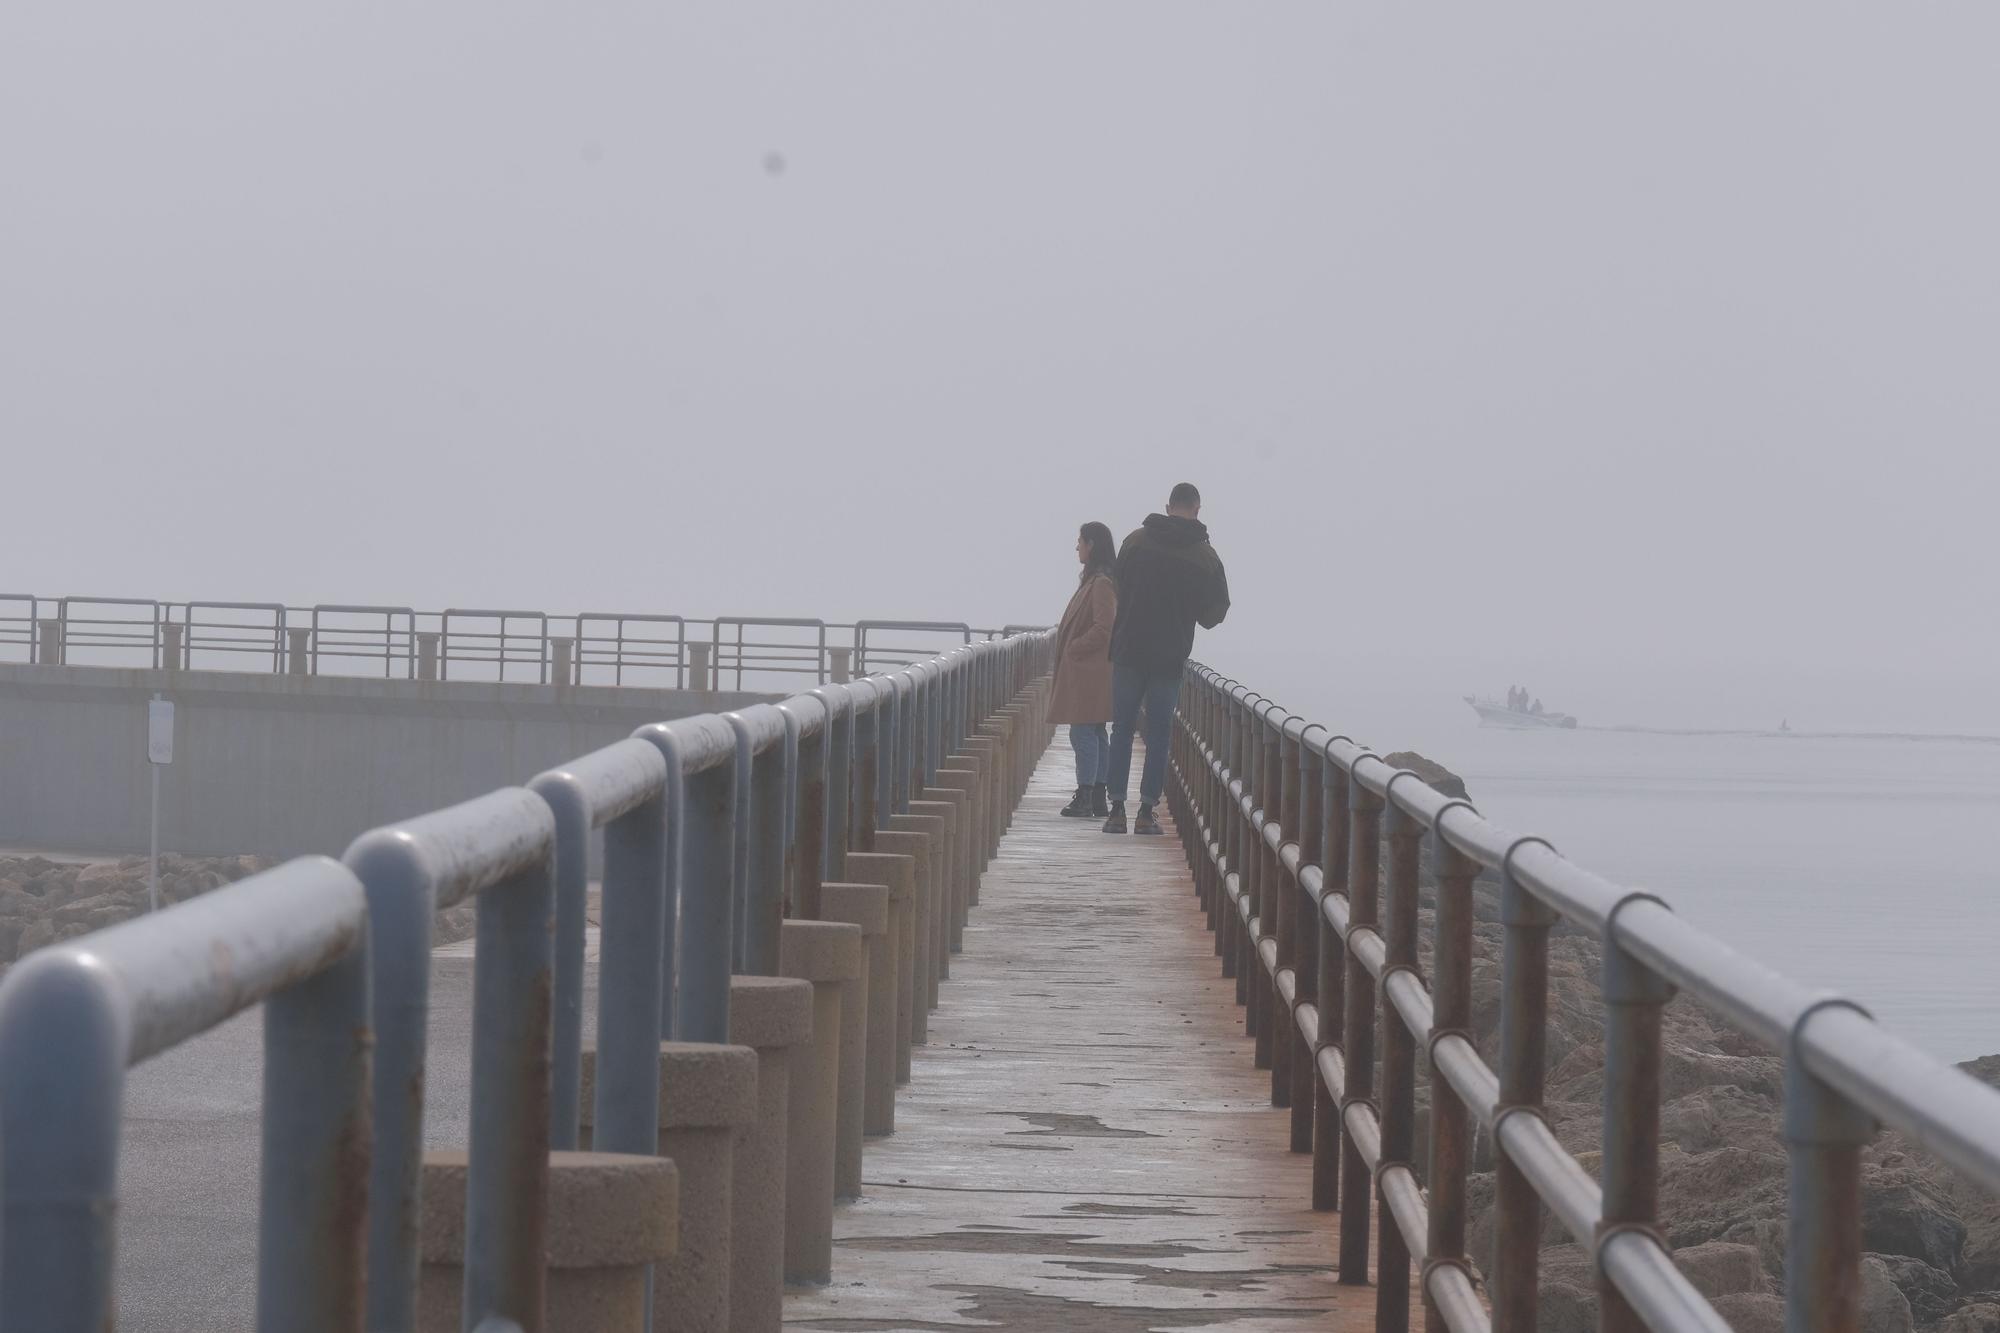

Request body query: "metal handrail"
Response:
[180, 601, 287, 673]
[1169, 661, 2000, 1333]
[574, 612, 686, 687]
[0, 623, 1057, 1329]
[310, 604, 418, 678]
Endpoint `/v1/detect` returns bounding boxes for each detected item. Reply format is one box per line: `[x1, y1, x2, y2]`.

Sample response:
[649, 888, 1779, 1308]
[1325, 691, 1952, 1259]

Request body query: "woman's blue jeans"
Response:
[1070, 723, 1109, 785]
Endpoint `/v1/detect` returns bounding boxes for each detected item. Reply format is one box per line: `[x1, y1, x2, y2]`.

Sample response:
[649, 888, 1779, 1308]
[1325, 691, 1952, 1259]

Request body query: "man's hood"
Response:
[1142, 512, 1210, 546]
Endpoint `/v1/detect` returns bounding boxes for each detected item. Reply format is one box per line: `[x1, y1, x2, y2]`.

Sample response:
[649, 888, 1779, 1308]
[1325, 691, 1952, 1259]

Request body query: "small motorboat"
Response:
[1465, 695, 1580, 730]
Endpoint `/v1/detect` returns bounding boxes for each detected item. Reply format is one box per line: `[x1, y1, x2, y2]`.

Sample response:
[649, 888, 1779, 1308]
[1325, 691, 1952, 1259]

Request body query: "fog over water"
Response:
[4, 8, 1996, 1042]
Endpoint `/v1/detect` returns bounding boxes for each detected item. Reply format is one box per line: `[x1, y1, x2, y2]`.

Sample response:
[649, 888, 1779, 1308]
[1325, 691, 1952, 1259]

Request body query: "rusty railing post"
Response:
[1288, 724, 1322, 1152]
[1375, 776, 1426, 1333]
[1425, 803, 1480, 1333]
[1491, 840, 1558, 1332]
[1784, 1001, 1875, 1333]
[1338, 770, 1383, 1285]
[1313, 747, 1350, 1212]
[1597, 893, 1674, 1332]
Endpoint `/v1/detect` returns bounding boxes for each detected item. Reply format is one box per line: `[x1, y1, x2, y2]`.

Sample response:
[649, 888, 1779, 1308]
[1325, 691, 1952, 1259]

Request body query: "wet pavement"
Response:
[785, 747, 1373, 1332]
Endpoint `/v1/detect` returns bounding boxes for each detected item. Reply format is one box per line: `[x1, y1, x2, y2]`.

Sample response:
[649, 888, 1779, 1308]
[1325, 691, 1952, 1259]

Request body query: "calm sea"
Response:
[1365, 719, 2000, 1062]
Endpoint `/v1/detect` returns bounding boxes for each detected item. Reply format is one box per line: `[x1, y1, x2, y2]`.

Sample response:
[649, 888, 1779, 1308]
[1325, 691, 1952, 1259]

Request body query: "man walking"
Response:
[1103, 482, 1230, 834]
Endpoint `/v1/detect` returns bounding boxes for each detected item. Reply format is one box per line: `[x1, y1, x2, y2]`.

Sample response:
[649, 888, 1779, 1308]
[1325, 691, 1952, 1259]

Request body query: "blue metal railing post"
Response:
[728, 710, 788, 976]
[594, 776, 671, 1156]
[810, 685, 851, 885]
[344, 789, 556, 1333]
[529, 771, 592, 1151]
[257, 932, 372, 1330]
[463, 859, 557, 1329]
[0, 960, 132, 1331]
[780, 702, 804, 911]
[676, 736, 740, 1040]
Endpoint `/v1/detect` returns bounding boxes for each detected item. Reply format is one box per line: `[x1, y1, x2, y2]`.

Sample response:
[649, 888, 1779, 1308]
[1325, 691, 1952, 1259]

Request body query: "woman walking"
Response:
[1048, 521, 1118, 818]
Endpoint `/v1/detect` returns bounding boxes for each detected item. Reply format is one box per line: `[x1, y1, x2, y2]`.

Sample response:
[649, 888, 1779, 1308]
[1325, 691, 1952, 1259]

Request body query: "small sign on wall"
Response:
[148, 699, 175, 766]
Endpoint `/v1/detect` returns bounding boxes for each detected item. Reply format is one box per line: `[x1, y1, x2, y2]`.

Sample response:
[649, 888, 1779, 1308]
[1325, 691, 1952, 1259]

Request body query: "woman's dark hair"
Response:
[1078, 522, 1116, 581]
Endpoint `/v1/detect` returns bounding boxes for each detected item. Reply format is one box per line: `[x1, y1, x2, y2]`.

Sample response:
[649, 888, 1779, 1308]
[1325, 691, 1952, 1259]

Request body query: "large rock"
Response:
[1710, 1292, 1784, 1332]
[1873, 1253, 1961, 1326]
[1862, 1170, 1966, 1276]
[1382, 751, 1469, 800]
[1861, 1254, 1916, 1333]
[1673, 1240, 1770, 1297]
[1943, 1303, 2000, 1332]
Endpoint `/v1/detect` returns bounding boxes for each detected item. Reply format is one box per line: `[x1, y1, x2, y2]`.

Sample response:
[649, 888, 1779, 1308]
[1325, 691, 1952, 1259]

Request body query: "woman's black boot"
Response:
[1059, 786, 1095, 818]
[1090, 784, 1109, 817]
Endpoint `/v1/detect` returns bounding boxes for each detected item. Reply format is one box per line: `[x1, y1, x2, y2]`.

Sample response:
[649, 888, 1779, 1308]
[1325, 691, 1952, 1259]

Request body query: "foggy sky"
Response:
[4, 5, 1996, 737]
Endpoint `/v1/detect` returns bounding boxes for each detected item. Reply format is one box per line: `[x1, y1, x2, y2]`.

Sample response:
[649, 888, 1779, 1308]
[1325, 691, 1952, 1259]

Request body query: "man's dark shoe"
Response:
[1101, 802, 1127, 834]
[1059, 786, 1094, 818]
[1089, 783, 1109, 817]
[1133, 804, 1164, 836]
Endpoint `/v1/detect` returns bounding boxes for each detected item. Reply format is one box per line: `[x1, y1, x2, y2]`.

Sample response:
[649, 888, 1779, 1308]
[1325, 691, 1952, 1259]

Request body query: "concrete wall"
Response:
[0, 663, 777, 859]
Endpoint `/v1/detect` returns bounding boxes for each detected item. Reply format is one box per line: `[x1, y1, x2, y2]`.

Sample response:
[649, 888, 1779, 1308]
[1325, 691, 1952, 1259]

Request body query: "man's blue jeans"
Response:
[1105, 663, 1182, 807]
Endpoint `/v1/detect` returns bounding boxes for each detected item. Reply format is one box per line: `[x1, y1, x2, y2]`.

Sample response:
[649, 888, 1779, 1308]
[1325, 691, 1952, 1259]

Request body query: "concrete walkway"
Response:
[786, 744, 1368, 1332]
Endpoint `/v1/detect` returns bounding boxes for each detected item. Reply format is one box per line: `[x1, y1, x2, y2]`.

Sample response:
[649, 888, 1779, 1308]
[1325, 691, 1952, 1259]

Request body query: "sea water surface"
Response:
[1371, 720, 2000, 1062]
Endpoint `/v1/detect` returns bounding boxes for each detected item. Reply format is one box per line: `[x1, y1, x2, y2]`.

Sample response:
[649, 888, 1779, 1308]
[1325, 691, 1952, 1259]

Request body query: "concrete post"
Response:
[416, 631, 440, 682]
[417, 1150, 678, 1333]
[689, 641, 713, 692]
[161, 621, 184, 671]
[841, 852, 916, 1084]
[919, 789, 972, 954]
[906, 800, 958, 976]
[974, 720, 1014, 834]
[579, 1042, 757, 1333]
[961, 734, 1005, 857]
[883, 817, 945, 1010]
[727, 975, 814, 1333]
[818, 884, 887, 1195]
[827, 647, 852, 684]
[932, 769, 982, 907]
[870, 830, 934, 1042]
[777, 920, 863, 1285]
[551, 636, 575, 687]
[948, 744, 996, 869]
[34, 619, 62, 666]
[288, 627, 312, 677]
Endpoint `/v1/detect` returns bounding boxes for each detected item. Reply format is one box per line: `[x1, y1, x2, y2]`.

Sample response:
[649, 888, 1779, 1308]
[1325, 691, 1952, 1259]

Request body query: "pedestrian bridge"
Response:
[3, 623, 2000, 1333]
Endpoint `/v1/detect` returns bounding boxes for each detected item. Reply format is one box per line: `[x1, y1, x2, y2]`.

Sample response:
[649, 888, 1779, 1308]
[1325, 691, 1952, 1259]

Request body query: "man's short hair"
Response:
[1168, 482, 1201, 509]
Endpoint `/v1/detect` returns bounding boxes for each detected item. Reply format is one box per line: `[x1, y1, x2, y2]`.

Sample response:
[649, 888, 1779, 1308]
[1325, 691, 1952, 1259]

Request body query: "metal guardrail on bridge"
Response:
[1168, 663, 2000, 1333]
[0, 627, 1056, 1331]
[0, 593, 1043, 689]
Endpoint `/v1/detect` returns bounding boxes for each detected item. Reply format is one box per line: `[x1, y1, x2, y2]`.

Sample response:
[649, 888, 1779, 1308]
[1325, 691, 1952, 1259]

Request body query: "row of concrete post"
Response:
[410, 677, 1052, 1331]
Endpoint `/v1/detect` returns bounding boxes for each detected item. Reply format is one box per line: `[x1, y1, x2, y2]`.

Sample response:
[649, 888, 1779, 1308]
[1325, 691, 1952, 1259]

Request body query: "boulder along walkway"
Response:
[786, 740, 1373, 1332]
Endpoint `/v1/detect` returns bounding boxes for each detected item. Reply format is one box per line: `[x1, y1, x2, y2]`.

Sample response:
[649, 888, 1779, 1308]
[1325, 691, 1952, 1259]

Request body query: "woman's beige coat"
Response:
[1047, 571, 1116, 724]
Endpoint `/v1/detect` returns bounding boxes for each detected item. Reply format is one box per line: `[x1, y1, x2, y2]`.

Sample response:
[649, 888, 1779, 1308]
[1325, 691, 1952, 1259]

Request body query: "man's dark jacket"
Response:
[1109, 513, 1230, 676]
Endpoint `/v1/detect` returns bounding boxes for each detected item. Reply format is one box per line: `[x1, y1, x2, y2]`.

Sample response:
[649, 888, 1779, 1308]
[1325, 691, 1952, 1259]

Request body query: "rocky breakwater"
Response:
[1388, 755, 2000, 1332]
[0, 852, 478, 970]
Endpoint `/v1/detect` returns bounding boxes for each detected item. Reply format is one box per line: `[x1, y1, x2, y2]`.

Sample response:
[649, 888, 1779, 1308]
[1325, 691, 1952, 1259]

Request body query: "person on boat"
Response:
[1531, 698, 1544, 716]
[1047, 522, 1118, 819]
[1103, 482, 1230, 836]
